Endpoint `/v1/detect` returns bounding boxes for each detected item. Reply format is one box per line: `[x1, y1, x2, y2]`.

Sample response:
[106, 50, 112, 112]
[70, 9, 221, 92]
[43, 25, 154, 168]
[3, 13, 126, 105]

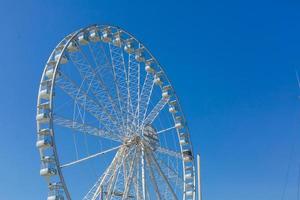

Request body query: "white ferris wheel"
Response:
[36, 24, 198, 200]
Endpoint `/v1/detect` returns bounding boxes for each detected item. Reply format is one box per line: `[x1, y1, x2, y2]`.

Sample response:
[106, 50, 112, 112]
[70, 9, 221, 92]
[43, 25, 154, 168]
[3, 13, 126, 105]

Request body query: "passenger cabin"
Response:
[39, 87, 51, 100]
[54, 51, 68, 64]
[38, 128, 51, 136]
[124, 39, 135, 53]
[153, 71, 163, 85]
[180, 133, 189, 145]
[175, 116, 184, 129]
[112, 32, 122, 46]
[38, 102, 50, 110]
[101, 28, 112, 43]
[145, 64, 155, 73]
[78, 32, 89, 45]
[169, 100, 178, 113]
[162, 85, 172, 99]
[135, 48, 145, 62]
[182, 149, 193, 162]
[40, 167, 57, 177]
[67, 41, 79, 52]
[36, 139, 52, 149]
[89, 28, 100, 42]
[36, 113, 50, 123]
[47, 195, 64, 200]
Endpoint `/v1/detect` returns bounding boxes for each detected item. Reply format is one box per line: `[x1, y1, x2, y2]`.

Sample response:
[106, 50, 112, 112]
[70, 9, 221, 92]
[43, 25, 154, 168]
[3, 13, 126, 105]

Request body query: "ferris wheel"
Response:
[36, 24, 197, 200]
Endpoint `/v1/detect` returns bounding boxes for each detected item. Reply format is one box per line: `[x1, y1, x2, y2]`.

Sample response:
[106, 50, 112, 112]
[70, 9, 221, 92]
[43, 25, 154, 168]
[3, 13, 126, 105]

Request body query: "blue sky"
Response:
[0, 0, 300, 199]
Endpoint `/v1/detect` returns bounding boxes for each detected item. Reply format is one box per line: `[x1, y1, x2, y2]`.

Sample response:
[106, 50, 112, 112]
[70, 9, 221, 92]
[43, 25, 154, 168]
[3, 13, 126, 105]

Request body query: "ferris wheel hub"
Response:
[124, 135, 141, 146]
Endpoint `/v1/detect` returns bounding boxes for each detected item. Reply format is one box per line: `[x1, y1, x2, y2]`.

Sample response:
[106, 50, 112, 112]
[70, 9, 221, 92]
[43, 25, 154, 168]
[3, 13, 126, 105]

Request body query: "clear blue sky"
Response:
[0, 0, 300, 199]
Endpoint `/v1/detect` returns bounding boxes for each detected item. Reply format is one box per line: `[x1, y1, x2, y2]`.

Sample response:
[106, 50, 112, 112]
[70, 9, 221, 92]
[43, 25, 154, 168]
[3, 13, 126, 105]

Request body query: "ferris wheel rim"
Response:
[36, 24, 195, 200]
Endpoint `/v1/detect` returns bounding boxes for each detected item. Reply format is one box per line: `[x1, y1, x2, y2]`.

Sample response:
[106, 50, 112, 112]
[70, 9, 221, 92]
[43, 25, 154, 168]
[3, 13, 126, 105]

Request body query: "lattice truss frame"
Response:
[36, 25, 196, 200]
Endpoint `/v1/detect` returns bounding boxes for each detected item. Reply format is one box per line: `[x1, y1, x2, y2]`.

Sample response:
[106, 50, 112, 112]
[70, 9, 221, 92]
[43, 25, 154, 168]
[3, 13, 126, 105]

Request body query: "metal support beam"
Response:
[197, 154, 202, 200]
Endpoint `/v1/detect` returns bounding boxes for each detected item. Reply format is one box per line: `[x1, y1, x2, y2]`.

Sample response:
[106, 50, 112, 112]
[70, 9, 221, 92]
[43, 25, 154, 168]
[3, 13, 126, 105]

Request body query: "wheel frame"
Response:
[36, 24, 196, 200]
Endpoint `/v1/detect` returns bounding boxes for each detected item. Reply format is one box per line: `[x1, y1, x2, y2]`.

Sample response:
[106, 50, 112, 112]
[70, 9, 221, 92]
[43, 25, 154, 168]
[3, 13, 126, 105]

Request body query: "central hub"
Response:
[123, 125, 159, 151]
[124, 135, 141, 146]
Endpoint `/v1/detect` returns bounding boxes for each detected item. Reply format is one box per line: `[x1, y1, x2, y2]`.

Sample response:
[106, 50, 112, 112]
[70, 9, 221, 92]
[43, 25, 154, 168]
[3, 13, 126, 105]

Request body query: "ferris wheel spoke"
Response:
[121, 149, 137, 200]
[87, 42, 124, 118]
[142, 97, 170, 126]
[53, 115, 121, 142]
[56, 72, 122, 134]
[68, 47, 123, 129]
[147, 150, 179, 200]
[127, 54, 140, 118]
[105, 162, 122, 200]
[60, 145, 122, 168]
[133, 151, 143, 200]
[135, 73, 155, 125]
[144, 151, 162, 200]
[156, 157, 183, 182]
[156, 147, 182, 159]
[109, 43, 130, 133]
[67, 47, 123, 128]
[141, 147, 147, 200]
[104, 148, 134, 200]
[92, 147, 129, 200]
[84, 147, 125, 200]
[124, 54, 137, 132]
[156, 126, 176, 134]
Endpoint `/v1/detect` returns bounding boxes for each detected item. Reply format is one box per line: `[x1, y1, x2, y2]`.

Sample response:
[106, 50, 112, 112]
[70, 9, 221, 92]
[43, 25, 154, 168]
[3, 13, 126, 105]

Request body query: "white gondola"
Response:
[154, 76, 162, 85]
[135, 48, 145, 62]
[66, 41, 79, 52]
[175, 116, 184, 129]
[162, 91, 170, 99]
[175, 121, 183, 129]
[36, 139, 52, 149]
[169, 100, 178, 113]
[42, 156, 55, 163]
[145, 64, 155, 73]
[45, 68, 61, 79]
[185, 172, 193, 180]
[169, 106, 177, 113]
[39, 84, 51, 100]
[154, 71, 163, 85]
[185, 182, 194, 190]
[38, 102, 50, 110]
[183, 149, 193, 162]
[183, 156, 193, 162]
[54, 52, 68, 64]
[162, 85, 172, 99]
[112, 32, 122, 46]
[185, 190, 194, 197]
[49, 182, 63, 190]
[47, 60, 56, 67]
[36, 113, 50, 123]
[101, 28, 111, 43]
[185, 166, 193, 172]
[38, 128, 51, 136]
[78, 32, 89, 45]
[40, 167, 57, 176]
[47, 195, 64, 200]
[89, 28, 100, 42]
[45, 67, 55, 78]
[180, 136, 189, 145]
[45, 67, 60, 79]
[154, 77, 162, 85]
[39, 88, 51, 100]
[124, 39, 135, 53]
